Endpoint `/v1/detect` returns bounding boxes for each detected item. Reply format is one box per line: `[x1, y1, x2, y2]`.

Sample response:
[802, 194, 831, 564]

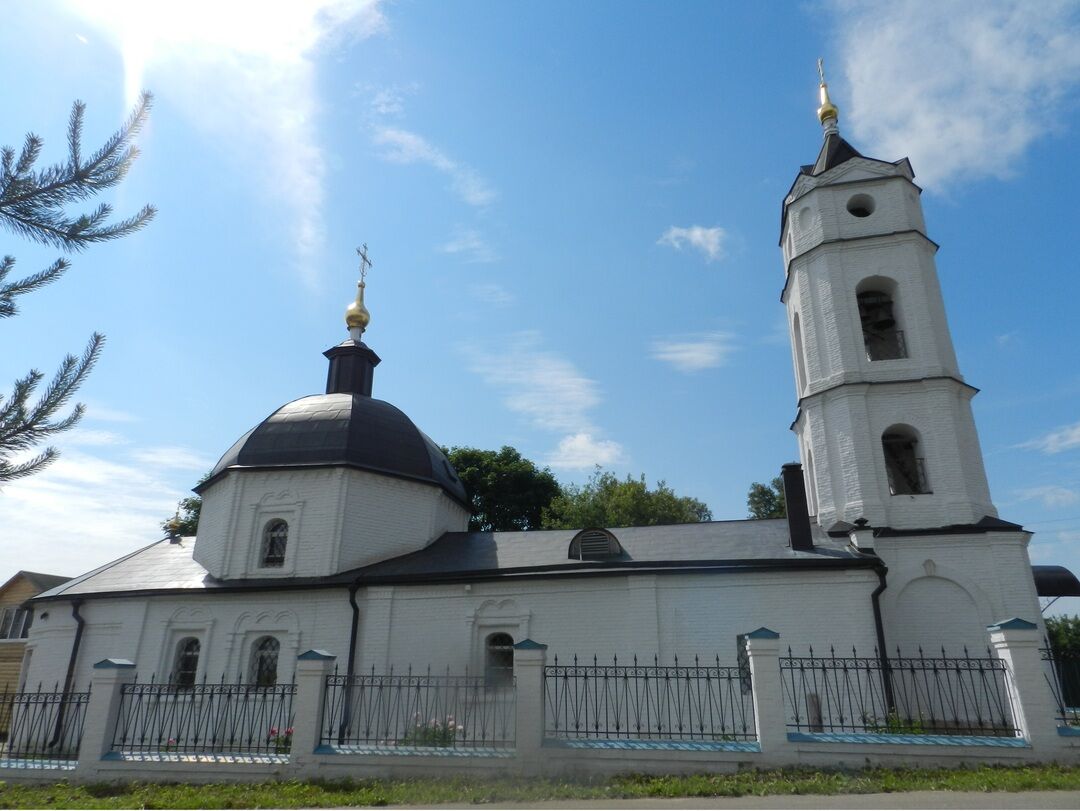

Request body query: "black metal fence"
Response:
[780, 645, 1019, 737]
[1041, 643, 1080, 728]
[111, 675, 296, 757]
[545, 654, 756, 741]
[321, 665, 516, 751]
[0, 683, 89, 763]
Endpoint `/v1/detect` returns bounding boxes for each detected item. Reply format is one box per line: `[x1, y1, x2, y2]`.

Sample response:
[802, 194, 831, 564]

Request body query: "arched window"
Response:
[248, 636, 280, 686]
[804, 447, 817, 516]
[485, 633, 514, 689]
[567, 528, 623, 561]
[261, 520, 288, 568]
[857, 284, 907, 361]
[171, 637, 200, 688]
[882, 426, 930, 495]
[792, 313, 808, 393]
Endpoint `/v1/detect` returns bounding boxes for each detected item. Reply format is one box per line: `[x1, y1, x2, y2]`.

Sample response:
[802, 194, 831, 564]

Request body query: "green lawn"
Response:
[1, 765, 1079, 809]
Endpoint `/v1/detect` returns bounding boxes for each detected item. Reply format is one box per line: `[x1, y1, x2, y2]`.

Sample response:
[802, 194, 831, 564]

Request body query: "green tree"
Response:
[542, 468, 711, 529]
[1, 94, 155, 482]
[163, 471, 211, 537]
[1046, 615, 1080, 658]
[747, 476, 786, 519]
[444, 446, 561, 531]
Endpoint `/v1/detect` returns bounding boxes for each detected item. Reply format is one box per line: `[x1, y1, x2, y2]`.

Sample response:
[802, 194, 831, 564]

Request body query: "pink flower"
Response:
[285, 727, 294, 736]
[167, 738, 176, 745]
[269, 726, 279, 736]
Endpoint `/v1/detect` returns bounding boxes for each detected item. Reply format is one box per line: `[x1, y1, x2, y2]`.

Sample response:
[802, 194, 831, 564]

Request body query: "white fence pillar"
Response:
[988, 618, 1062, 755]
[289, 649, 336, 776]
[74, 658, 136, 779]
[512, 639, 547, 770]
[744, 628, 795, 765]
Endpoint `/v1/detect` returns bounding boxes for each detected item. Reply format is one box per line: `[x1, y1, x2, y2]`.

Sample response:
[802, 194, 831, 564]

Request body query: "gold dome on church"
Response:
[345, 281, 370, 330]
[816, 58, 839, 124]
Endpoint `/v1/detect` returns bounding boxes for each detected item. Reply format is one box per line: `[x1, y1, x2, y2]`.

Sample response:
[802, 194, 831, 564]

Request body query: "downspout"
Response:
[338, 580, 361, 744]
[870, 564, 895, 712]
[49, 598, 85, 748]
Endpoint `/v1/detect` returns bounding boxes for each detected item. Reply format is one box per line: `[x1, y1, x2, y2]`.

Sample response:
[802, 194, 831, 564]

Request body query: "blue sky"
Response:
[2, 1, 1080, 616]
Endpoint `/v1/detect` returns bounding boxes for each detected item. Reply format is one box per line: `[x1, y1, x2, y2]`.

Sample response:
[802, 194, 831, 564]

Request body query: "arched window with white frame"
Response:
[882, 425, 931, 495]
[484, 632, 514, 689]
[248, 635, 280, 686]
[260, 519, 288, 568]
[171, 637, 201, 688]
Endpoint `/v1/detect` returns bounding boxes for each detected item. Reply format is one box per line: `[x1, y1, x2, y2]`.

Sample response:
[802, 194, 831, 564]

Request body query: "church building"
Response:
[18, 75, 1074, 695]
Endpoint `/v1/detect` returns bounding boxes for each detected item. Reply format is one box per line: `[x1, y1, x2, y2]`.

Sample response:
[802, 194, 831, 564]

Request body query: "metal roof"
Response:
[202, 392, 468, 506]
[31, 519, 876, 602]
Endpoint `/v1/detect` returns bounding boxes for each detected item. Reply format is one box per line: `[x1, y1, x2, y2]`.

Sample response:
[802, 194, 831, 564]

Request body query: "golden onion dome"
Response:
[345, 281, 370, 331]
[816, 58, 839, 125]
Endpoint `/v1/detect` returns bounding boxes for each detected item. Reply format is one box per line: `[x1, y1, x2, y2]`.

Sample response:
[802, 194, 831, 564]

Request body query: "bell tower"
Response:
[780, 65, 997, 531]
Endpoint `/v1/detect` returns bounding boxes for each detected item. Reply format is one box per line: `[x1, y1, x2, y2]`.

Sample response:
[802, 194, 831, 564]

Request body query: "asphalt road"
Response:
[384, 790, 1080, 809]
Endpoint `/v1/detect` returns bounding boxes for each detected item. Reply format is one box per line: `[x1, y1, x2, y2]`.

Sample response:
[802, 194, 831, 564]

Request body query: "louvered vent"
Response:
[568, 528, 623, 560]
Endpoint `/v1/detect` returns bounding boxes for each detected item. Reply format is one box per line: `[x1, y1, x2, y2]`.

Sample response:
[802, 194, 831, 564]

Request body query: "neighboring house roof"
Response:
[0, 570, 72, 598]
[200, 392, 468, 507]
[30, 519, 878, 603]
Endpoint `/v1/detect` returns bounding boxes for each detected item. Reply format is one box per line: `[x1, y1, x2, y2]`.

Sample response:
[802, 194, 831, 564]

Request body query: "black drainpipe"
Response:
[49, 599, 85, 747]
[870, 564, 895, 712]
[339, 581, 362, 744]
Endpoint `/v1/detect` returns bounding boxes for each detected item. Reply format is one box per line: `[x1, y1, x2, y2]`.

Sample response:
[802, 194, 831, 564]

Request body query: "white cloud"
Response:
[1016, 485, 1080, 508]
[465, 332, 624, 470]
[0, 445, 201, 585]
[82, 403, 139, 423]
[373, 127, 496, 206]
[62, 428, 129, 447]
[66, 0, 387, 282]
[1020, 421, 1080, 454]
[469, 283, 515, 307]
[129, 446, 214, 471]
[441, 229, 498, 263]
[833, 0, 1080, 192]
[545, 433, 625, 469]
[657, 225, 727, 262]
[650, 331, 735, 373]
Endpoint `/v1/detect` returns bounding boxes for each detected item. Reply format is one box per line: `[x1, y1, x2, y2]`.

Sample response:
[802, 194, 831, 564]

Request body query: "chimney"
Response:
[781, 462, 814, 552]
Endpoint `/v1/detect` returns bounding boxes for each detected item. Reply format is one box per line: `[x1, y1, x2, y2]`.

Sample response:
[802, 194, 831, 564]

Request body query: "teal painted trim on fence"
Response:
[787, 732, 1030, 748]
[545, 738, 761, 752]
[0, 757, 77, 770]
[987, 618, 1038, 631]
[1057, 725, 1080, 737]
[316, 745, 515, 758]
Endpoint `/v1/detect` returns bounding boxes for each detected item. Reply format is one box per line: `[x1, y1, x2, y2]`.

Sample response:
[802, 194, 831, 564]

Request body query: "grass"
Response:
[1, 765, 1079, 809]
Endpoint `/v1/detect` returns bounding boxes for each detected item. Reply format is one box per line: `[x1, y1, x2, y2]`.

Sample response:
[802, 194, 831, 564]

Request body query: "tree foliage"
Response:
[1046, 614, 1080, 658]
[542, 468, 712, 529]
[747, 476, 786, 519]
[1, 94, 155, 482]
[444, 445, 560, 532]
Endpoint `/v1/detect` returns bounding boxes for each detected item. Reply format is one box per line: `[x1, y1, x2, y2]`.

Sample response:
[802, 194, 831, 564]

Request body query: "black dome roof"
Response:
[204, 392, 468, 506]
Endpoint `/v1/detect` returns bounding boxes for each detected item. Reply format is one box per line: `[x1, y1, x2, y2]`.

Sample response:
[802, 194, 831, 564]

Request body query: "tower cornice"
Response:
[781, 229, 939, 303]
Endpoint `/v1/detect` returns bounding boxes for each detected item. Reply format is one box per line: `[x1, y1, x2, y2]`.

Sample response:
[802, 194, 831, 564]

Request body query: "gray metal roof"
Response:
[31, 519, 874, 602]
[203, 392, 468, 506]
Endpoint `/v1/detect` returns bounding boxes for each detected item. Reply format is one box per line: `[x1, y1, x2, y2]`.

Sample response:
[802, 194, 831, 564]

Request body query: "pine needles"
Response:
[0, 93, 154, 483]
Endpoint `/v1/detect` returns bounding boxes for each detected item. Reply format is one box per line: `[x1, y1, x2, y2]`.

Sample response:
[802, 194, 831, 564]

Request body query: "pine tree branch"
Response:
[0, 256, 71, 318]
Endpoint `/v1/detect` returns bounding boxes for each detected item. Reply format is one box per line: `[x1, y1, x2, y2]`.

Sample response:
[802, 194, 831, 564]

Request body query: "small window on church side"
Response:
[882, 426, 931, 495]
[249, 636, 280, 687]
[171, 637, 200, 688]
[261, 520, 288, 568]
[485, 633, 514, 689]
[857, 289, 907, 361]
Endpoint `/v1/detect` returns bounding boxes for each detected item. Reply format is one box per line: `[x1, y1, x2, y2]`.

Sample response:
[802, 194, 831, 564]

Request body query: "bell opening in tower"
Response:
[857, 290, 907, 361]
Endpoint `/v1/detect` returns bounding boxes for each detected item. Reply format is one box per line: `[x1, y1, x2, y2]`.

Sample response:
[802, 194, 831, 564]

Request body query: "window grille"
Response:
[261, 520, 288, 568]
[249, 636, 280, 687]
[485, 633, 514, 689]
[858, 290, 907, 361]
[883, 430, 931, 495]
[171, 637, 201, 688]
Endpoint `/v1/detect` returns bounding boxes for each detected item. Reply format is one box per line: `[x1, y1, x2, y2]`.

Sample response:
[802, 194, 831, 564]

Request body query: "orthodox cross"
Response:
[817, 58, 827, 85]
[356, 243, 373, 283]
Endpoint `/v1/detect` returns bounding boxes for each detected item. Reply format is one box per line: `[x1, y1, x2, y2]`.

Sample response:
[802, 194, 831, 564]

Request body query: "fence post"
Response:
[512, 639, 547, 772]
[288, 649, 336, 777]
[743, 628, 795, 765]
[988, 618, 1062, 755]
[74, 658, 136, 779]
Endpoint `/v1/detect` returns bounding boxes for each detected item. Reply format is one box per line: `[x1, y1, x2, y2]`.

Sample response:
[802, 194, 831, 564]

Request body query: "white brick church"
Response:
[17, 77, 1076, 696]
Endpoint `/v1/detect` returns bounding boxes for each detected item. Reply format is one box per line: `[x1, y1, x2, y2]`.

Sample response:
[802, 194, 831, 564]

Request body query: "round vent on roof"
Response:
[568, 528, 623, 561]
